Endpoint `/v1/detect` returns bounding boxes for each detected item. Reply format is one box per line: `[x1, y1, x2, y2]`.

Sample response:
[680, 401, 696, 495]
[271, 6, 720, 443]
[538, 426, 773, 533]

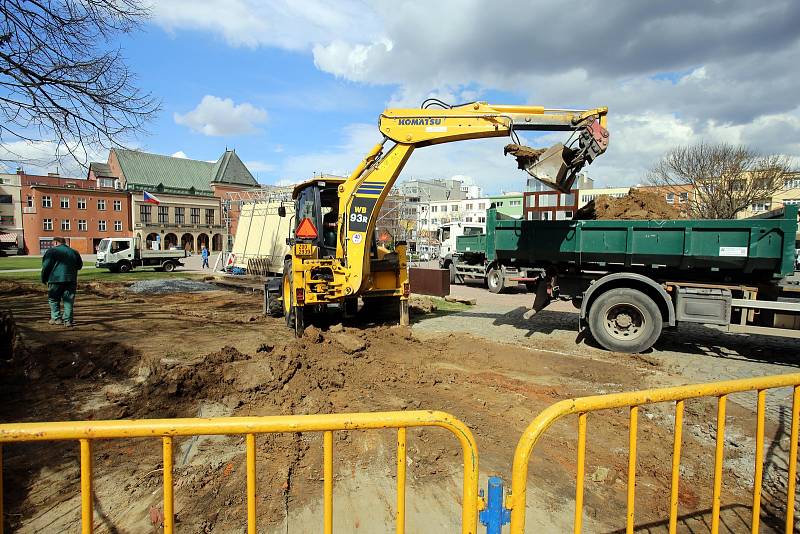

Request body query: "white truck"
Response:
[435, 221, 485, 282]
[95, 237, 185, 273]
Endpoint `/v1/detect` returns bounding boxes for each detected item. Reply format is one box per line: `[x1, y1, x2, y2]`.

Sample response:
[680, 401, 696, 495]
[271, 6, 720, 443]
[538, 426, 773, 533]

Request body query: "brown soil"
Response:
[0, 280, 788, 533]
[575, 188, 684, 220]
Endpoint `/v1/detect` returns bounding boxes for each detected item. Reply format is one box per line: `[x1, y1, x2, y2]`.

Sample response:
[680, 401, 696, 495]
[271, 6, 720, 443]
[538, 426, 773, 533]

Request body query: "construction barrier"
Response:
[0, 410, 481, 534]
[506, 372, 800, 534]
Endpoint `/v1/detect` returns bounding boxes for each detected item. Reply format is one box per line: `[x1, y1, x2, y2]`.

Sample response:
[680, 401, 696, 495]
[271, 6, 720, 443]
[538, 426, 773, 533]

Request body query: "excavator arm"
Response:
[336, 101, 609, 296]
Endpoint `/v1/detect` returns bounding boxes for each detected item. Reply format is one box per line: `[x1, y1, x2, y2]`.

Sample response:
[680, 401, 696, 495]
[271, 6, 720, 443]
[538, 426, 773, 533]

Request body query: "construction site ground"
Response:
[1, 277, 798, 533]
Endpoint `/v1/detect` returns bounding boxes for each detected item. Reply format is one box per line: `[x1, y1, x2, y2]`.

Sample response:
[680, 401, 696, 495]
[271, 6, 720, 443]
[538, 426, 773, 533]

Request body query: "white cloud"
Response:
[0, 140, 107, 177]
[174, 95, 268, 136]
[171, 150, 188, 158]
[244, 160, 276, 173]
[149, 0, 381, 50]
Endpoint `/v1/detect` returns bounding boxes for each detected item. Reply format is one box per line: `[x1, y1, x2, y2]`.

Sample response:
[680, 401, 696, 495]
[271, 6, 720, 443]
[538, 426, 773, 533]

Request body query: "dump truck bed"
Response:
[457, 206, 798, 279]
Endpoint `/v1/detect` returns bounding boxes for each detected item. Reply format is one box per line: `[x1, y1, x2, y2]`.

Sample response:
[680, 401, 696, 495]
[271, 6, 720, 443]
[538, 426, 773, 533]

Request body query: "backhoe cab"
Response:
[279, 101, 609, 336]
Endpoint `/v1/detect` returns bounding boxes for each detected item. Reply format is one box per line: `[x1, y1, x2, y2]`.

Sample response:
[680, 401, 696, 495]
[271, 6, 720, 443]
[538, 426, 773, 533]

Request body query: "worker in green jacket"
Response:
[41, 237, 83, 327]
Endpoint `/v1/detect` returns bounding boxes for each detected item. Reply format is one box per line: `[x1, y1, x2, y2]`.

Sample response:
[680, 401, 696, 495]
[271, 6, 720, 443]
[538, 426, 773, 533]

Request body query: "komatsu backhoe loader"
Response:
[276, 100, 609, 335]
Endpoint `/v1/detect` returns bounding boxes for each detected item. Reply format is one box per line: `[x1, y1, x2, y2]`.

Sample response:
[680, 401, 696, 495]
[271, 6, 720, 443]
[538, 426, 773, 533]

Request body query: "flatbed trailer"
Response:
[442, 206, 800, 353]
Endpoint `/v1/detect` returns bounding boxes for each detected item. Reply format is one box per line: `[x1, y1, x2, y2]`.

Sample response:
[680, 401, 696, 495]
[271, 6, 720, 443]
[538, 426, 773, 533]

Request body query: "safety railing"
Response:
[506, 372, 800, 534]
[0, 410, 481, 534]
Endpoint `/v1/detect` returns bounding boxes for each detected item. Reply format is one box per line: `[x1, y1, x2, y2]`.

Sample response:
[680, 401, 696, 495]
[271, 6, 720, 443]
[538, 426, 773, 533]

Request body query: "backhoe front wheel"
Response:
[588, 288, 662, 354]
[282, 260, 304, 337]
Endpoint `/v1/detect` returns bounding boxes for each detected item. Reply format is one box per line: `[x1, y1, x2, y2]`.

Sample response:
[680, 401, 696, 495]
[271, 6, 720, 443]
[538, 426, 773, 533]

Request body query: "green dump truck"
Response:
[442, 205, 800, 353]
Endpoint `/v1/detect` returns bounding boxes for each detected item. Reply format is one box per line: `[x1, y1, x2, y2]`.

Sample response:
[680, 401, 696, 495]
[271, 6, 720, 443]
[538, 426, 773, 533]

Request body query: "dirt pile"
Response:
[575, 188, 683, 220]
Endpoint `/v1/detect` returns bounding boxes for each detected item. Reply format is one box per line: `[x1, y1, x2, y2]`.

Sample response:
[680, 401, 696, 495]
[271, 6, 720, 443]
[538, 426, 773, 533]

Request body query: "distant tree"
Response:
[0, 0, 159, 167]
[647, 143, 794, 219]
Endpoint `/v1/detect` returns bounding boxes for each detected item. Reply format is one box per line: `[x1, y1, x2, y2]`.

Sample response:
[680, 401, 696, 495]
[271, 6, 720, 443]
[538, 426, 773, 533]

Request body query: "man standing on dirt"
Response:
[41, 237, 83, 327]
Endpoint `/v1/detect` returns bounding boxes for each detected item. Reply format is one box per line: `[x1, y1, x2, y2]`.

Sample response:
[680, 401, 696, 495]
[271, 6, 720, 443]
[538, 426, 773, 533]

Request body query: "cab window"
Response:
[110, 240, 130, 254]
[441, 227, 451, 241]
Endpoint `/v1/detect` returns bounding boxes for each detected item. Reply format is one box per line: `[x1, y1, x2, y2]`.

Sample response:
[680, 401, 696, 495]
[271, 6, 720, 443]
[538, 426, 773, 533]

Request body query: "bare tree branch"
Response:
[647, 142, 794, 219]
[0, 0, 159, 169]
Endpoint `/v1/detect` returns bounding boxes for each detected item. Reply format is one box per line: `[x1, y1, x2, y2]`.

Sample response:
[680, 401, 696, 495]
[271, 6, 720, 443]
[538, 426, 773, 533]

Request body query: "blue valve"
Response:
[479, 476, 511, 534]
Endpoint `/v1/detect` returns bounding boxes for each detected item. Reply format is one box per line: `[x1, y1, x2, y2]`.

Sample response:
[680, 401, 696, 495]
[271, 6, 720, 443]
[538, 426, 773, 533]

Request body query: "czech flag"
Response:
[143, 191, 161, 205]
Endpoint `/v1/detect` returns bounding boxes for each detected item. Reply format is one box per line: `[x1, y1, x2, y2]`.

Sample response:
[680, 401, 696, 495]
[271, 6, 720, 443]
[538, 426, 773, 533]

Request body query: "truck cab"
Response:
[437, 222, 485, 280]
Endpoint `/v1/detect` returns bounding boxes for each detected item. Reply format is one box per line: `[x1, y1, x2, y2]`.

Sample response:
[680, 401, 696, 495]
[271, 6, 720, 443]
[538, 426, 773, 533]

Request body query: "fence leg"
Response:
[479, 477, 510, 534]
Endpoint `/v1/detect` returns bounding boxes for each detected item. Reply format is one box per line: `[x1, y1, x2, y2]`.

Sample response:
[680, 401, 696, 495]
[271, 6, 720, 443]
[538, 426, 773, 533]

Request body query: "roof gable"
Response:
[212, 150, 258, 187]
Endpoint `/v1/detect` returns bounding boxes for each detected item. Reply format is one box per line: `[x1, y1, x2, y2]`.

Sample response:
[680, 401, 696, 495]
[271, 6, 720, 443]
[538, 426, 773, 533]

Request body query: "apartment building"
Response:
[0, 173, 23, 252]
[20, 172, 131, 254]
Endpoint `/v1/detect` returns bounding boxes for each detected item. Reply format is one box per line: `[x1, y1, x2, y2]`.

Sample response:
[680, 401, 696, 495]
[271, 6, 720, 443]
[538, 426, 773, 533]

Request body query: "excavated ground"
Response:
[0, 280, 795, 533]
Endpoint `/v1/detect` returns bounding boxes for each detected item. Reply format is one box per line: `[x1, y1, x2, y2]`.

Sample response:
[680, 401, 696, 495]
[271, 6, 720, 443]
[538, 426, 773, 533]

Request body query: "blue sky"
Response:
[4, 1, 799, 195]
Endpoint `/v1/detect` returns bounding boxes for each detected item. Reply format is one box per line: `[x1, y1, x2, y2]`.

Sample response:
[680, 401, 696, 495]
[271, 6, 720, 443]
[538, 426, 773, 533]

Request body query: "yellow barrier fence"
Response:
[0, 410, 481, 534]
[507, 372, 800, 534]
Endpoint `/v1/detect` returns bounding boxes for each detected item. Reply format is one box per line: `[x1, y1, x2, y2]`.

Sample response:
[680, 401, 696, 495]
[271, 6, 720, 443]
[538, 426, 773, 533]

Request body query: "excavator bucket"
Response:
[523, 143, 576, 193]
[505, 120, 610, 193]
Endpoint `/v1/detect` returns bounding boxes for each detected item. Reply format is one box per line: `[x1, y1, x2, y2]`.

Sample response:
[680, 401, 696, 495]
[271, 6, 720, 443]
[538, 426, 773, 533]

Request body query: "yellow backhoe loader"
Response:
[276, 100, 609, 335]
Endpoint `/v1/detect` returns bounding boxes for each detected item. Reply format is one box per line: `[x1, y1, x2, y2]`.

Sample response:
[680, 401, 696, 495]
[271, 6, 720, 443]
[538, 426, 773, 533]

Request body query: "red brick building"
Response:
[20, 172, 131, 254]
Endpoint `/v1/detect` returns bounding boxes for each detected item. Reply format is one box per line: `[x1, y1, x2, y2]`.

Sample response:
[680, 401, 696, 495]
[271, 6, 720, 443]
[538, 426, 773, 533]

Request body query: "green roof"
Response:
[110, 148, 258, 195]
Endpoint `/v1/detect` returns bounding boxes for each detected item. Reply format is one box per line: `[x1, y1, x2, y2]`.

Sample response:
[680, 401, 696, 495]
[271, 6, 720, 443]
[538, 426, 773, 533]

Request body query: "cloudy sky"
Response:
[7, 0, 800, 193]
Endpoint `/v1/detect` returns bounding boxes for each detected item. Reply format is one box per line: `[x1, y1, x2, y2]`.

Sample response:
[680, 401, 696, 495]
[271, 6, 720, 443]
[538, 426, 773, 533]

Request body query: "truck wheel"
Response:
[118, 261, 132, 273]
[588, 288, 662, 354]
[487, 266, 505, 294]
[448, 262, 463, 285]
[163, 261, 175, 272]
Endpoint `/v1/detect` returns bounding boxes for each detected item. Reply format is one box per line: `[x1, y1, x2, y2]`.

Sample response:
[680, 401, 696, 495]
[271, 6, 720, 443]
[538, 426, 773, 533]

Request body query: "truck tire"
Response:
[162, 261, 175, 272]
[448, 262, 464, 285]
[118, 261, 132, 273]
[588, 288, 662, 354]
[487, 266, 505, 294]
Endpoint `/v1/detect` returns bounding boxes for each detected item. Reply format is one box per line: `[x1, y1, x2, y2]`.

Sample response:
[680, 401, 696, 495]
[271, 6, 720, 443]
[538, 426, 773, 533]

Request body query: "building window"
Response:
[97, 199, 106, 210]
[541, 212, 551, 221]
[465, 203, 473, 210]
[478, 216, 486, 223]
[113, 200, 122, 211]
[191, 208, 200, 224]
[784, 178, 800, 190]
[99, 177, 114, 188]
[441, 205, 448, 213]
[174, 207, 185, 224]
[751, 201, 771, 213]
[61, 219, 70, 231]
[140, 204, 151, 223]
[26, 195, 33, 207]
[158, 206, 169, 224]
[679, 192, 688, 203]
[539, 194, 557, 208]
[114, 220, 122, 231]
[510, 200, 521, 206]
[666, 193, 675, 204]
[478, 203, 486, 210]
[42, 195, 52, 208]
[43, 218, 53, 230]
[451, 204, 459, 212]
[98, 220, 107, 231]
[205, 209, 215, 224]
[0, 194, 11, 204]
[465, 217, 473, 222]
[60, 197, 69, 208]
[431, 205, 438, 213]
[77, 197, 86, 209]
[565, 211, 573, 219]
[78, 219, 87, 231]
[560, 193, 575, 205]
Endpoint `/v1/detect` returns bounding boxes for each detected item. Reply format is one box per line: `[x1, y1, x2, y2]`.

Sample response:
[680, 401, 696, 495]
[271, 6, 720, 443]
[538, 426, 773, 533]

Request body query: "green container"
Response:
[457, 206, 798, 278]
